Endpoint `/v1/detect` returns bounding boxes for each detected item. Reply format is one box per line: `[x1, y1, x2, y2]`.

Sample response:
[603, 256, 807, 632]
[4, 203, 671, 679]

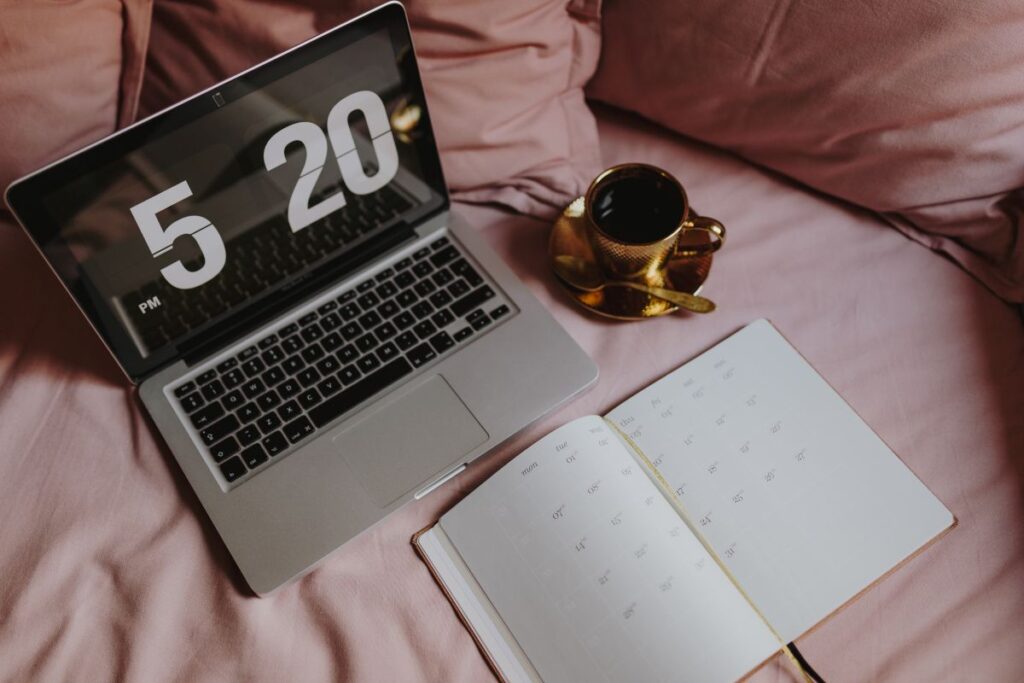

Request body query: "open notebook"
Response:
[414, 319, 954, 682]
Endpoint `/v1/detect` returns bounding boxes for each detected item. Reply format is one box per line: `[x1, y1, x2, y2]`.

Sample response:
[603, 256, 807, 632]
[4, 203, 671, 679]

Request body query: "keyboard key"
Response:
[281, 335, 304, 354]
[298, 388, 322, 409]
[337, 344, 358, 364]
[340, 322, 362, 340]
[222, 390, 244, 411]
[337, 290, 357, 304]
[222, 368, 245, 389]
[396, 331, 418, 351]
[258, 334, 279, 349]
[299, 312, 318, 326]
[219, 456, 246, 482]
[301, 344, 325, 363]
[257, 413, 282, 434]
[262, 432, 287, 456]
[430, 236, 450, 250]
[376, 281, 397, 299]
[238, 425, 261, 447]
[320, 312, 342, 332]
[356, 279, 375, 292]
[471, 314, 492, 331]
[277, 378, 300, 399]
[256, 390, 281, 412]
[241, 444, 268, 469]
[338, 365, 362, 385]
[468, 309, 488, 322]
[453, 326, 473, 342]
[412, 261, 433, 278]
[318, 375, 342, 397]
[374, 322, 397, 342]
[322, 331, 343, 352]
[340, 303, 361, 320]
[260, 346, 285, 365]
[414, 320, 437, 339]
[429, 332, 455, 354]
[317, 300, 338, 315]
[179, 392, 204, 413]
[429, 291, 453, 309]
[395, 271, 415, 289]
[279, 322, 298, 337]
[216, 358, 237, 373]
[284, 416, 316, 443]
[190, 402, 224, 428]
[174, 381, 196, 398]
[239, 346, 259, 361]
[394, 257, 412, 271]
[241, 358, 265, 377]
[414, 280, 436, 297]
[297, 367, 321, 387]
[197, 369, 217, 385]
[316, 356, 340, 375]
[375, 267, 395, 283]
[278, 400, 302, 422]
[357, 354, 381, 373]
[379, 300, 400, 318]
[407, 343, 437, 368]
[301, 325, 323, 343]
[355, 333, 378, 353]
[394, 311, 416, 330]
[377, 342, 399, 361]
[451, 286, 496, 317]
[432, 269, 454, 287]
[450, 258, 483, 286]
[201, 379, 226, 401]
[282, 355, 305, 375]
[357, 292, 380, 311]
[431, 309, 455, 328]
[200, 414, 240, 446]
[262, 365, 286, 387]
[358, 311, 382, 330]
[411, 301, 434, 319]
[413, 247, 431, 260]
[242, 378, 266, 399]
[490, 305, 510, 320]
[396, 290, 417, 308]
[309, 357, 413, 428]
[430, 245, 459, 268]
[447, 279, 470, 298]
[236, 402, 260, 423]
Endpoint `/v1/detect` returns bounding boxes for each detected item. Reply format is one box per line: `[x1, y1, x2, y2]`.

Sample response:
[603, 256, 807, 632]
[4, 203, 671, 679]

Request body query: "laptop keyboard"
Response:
[169, 235, 513, 488]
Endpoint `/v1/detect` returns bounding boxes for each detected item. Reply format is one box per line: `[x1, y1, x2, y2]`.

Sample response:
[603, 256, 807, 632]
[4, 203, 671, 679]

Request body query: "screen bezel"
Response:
[4, 1, 448, 384]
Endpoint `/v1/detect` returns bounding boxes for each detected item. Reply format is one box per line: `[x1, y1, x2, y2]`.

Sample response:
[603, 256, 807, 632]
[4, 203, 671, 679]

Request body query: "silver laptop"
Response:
[4, 2, 597, 595]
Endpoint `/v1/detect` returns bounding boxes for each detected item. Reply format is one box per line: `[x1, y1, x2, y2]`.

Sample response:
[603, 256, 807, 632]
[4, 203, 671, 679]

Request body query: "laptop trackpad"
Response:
[332, 375, 488, 507]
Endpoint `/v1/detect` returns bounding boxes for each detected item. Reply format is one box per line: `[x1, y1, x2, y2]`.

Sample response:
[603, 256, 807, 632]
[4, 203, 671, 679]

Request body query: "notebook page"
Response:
[606, 319, 954, 642]
[441, 415, 779, 683]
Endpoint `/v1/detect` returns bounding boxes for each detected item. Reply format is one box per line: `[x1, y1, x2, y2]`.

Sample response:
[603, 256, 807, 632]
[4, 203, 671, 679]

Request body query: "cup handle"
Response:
[676, 216, 726, 258]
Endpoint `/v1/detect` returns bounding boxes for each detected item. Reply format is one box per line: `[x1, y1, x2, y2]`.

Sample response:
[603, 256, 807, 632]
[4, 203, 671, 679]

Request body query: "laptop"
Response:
[4, 2, 597, 595]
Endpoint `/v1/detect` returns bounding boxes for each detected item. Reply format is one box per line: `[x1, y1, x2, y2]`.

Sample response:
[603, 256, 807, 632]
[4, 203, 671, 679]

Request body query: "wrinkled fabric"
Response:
[137, 0, 603, 220]
[587, 0, 1024, 303]
[1, 107, 1022, 681]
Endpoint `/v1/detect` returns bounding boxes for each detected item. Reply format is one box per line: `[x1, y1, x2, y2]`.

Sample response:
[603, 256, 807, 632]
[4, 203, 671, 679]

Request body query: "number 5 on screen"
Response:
[129, 181, 227, 290]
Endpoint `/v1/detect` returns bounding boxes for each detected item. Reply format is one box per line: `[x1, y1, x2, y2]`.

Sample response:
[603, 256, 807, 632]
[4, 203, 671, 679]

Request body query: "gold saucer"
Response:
[548, 197, 713, 320]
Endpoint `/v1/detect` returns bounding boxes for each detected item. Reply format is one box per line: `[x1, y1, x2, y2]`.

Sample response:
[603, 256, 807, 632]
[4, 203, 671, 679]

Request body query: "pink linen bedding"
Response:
[2, 105, 1023, 682]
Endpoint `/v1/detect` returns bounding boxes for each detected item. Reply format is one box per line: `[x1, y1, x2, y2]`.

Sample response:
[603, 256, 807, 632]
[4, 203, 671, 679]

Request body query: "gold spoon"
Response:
[553, 255, 716, 314]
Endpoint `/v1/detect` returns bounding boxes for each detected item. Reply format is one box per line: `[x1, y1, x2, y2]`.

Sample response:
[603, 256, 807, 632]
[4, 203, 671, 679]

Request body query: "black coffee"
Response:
[591, 169, 684, 244]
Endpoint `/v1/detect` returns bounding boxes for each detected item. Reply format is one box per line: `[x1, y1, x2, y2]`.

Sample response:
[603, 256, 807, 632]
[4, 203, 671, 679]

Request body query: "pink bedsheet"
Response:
[2, 106, 1022, 682]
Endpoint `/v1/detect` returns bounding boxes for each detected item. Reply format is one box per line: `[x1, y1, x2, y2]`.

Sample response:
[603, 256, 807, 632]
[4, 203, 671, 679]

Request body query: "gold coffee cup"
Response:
[585, 163, 725, 281]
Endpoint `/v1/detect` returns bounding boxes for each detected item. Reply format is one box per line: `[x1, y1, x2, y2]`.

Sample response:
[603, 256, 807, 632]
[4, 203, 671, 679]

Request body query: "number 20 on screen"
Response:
[129, 90, 400, 290]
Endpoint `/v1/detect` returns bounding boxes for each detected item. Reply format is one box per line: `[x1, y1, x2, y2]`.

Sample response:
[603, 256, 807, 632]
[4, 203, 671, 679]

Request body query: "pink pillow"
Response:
[137, 0, 603, 218]
[0, 1, 151, 206]
[587, 0, 1024, 302]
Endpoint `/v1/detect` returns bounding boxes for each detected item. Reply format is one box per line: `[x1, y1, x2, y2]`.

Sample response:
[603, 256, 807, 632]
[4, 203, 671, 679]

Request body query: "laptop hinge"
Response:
[179, 224, 417, 368]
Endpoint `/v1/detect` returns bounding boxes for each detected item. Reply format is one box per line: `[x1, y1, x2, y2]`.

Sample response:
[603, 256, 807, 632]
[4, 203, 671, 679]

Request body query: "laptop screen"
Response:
[6, 3, 447, 382]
